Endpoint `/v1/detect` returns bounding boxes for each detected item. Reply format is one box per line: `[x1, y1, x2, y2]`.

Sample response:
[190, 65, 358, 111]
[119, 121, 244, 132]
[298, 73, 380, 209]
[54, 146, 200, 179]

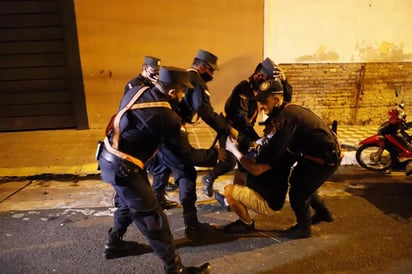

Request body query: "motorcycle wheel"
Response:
[356, 144, 395, 171]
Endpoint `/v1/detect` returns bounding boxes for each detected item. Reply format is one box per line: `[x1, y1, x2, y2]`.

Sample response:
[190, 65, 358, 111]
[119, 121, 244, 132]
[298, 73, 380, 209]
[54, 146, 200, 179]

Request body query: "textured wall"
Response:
[282, 62, 412, 125]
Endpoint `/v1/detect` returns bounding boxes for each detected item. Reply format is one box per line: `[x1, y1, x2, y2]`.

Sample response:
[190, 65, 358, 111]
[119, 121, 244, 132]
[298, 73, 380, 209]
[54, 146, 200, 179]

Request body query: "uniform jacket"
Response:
[224, 77, 260, 142]
[108, 85, 217, 167]
[123, 74, 153, 94]
[257, 104, 340, 167]
[174, 69, 230, 136]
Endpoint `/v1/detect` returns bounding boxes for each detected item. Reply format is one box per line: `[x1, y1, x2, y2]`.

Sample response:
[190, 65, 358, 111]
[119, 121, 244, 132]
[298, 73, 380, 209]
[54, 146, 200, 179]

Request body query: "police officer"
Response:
[124, 56, 161, 93]
[223, 79, 341, 239]
[98, 66, 213, 273]
[148, 49, 235, 240]
[123, 56, 179, 210]
[203, 57, 293, 197]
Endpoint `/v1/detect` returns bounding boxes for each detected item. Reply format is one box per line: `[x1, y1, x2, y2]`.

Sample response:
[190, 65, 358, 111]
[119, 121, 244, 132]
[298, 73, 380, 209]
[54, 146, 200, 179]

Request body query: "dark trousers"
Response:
[207, 150, 237, 180]
[147, 145, 198, 224]
[147, 154, 171, 197]
[206, 134, 242, 180]
[289, 159, 340, 227]
[99, 157, 176, 265]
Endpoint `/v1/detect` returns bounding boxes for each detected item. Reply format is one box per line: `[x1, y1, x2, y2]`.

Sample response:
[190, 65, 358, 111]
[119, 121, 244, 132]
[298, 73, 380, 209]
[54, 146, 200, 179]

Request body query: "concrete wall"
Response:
[73, 0, 264, 129]
[73, 0, 411, 129]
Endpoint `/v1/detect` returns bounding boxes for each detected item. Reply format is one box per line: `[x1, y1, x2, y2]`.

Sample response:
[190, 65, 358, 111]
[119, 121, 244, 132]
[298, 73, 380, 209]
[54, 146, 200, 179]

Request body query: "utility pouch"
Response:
[95, 140, 104, 160]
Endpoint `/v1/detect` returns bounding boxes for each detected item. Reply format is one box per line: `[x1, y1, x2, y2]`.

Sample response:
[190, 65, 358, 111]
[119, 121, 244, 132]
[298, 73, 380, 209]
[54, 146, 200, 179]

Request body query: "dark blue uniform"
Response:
[256, 103, 341, 236]
[204, 76, 293, 186]
[148, 68, 230, 228]
[99, 85, 216, 265]
[124, 74, 153, 94]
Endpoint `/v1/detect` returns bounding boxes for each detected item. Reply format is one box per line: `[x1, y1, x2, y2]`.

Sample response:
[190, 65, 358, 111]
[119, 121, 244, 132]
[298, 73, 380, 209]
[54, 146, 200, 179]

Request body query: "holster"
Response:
[99, 147, 141, 176]
[95, 140, 104, 160]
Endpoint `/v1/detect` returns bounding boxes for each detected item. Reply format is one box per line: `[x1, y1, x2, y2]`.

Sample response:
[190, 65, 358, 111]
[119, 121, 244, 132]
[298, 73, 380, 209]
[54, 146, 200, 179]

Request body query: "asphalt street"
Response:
[0, 166, 411, 273]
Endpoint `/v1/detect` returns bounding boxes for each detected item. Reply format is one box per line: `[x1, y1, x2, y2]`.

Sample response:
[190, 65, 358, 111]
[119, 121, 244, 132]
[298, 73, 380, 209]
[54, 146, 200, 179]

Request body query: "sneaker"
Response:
[223, 219, 255, 234]
[214, 192, 230, 212]
[157, 195, 179, 210]
[281, 224, 311, 239]
[311, 211, 334, 225]
[165, 182, 178, 192]
[202, 175, 214, 197]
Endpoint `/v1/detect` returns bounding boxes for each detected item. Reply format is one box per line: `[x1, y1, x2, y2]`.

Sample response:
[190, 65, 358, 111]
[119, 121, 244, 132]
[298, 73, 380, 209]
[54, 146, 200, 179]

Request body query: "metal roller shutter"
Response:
[0, 0, 88, 131]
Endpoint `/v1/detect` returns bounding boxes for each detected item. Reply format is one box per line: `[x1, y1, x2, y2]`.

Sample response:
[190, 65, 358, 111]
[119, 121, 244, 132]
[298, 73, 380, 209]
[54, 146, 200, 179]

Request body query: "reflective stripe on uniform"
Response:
[104, 137, 145, 170]
[104, 86, 171, 170]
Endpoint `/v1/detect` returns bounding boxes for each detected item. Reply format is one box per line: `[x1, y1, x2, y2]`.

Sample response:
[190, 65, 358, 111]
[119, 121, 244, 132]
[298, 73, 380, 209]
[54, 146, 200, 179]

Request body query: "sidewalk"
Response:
[0, 123, 378, 178]
[1, 124, 411, 274]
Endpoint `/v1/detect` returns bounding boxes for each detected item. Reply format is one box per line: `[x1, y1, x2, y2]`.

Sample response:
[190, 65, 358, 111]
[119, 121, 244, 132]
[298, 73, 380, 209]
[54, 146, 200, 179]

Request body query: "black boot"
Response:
[311, 209, 334, 225]
[157, 194, 179, 209]
[184, 211, 206, 241]
[281, 224, 311, 239]
[282, 209, 312, 239]
[165, 255, 211, 274]
[104, 228, 149, 259]
[310, 193, 333, 225]
[201, 173, 214, 197]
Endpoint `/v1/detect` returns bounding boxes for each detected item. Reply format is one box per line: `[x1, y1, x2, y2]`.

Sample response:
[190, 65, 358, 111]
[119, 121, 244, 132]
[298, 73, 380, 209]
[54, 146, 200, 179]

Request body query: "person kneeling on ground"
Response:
[218, 79, 342, 239]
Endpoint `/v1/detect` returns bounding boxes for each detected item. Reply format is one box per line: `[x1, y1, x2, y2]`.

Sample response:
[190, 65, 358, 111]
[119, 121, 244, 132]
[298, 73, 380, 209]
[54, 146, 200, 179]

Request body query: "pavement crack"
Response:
[0, 180, 33, 204]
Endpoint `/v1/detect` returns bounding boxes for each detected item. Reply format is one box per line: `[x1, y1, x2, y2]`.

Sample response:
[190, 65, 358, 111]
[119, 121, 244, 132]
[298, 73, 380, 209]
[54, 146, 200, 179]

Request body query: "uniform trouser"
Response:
[147, 146, 198, 226]
[99, 158, 176, 266]
[147, 155, 171, 197]
[289, 159, 340, 228]
[207, 134, 243, 180]
[207, 150, 237, 180]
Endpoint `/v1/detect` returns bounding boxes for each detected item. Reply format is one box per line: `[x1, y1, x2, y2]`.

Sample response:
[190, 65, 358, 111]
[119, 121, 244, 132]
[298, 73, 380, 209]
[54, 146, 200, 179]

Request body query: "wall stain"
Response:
[295, 46, 339, 62]
[357, 41, 412, 62]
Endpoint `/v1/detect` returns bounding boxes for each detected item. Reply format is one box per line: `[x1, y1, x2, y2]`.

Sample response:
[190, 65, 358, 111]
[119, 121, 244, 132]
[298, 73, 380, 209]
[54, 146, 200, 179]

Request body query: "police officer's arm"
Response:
[226, 85, 259, 140]
[190, 86, 231, 136]
[226, 116, 297, 177]
[226, 137, 271, 176]
[274, 66, 293, 103]
[165, 126, 219, 167]
[281, 79, 293, 103]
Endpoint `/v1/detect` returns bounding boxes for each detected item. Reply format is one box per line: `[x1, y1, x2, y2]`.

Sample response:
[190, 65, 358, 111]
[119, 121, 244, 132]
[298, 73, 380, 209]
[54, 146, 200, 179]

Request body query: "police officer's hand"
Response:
[273, 66, 286, 81]
[226, 137, 242, 160]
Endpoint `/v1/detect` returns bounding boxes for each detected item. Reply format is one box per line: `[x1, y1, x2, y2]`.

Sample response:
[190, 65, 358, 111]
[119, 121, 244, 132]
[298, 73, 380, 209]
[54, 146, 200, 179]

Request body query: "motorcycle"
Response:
[356, 99, 412, 175]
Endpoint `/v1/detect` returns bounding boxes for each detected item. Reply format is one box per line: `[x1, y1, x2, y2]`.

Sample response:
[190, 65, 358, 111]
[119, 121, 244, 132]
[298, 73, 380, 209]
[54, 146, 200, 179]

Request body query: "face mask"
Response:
[143, 66, 159, 84]
[148, 73, 158, 83]
[200, 72, 213, 82]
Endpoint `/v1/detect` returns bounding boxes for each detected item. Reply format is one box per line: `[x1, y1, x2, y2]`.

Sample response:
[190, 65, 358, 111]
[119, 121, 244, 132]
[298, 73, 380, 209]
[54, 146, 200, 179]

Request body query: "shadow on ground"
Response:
[345, 182, 412, 222]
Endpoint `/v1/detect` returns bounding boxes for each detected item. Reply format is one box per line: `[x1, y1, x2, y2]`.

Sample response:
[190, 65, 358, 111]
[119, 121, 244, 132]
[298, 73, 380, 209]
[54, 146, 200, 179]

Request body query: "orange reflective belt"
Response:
[112, 86, 149, 149]
[104, 86, 171, 169]
[104, 137, 145, 169]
